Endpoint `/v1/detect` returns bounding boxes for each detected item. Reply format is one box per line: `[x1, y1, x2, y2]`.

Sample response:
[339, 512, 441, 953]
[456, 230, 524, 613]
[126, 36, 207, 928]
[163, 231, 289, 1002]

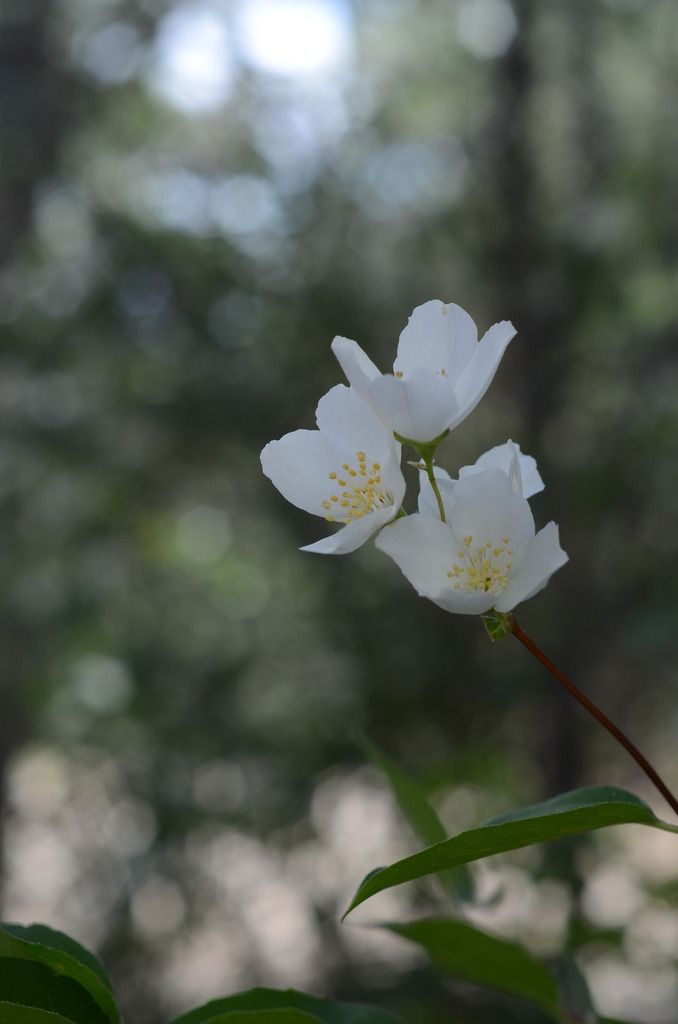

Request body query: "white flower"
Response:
[260, 384, 406, 555]
[418, 439, 544, 520]
[375, 459, 567, 615]
[331, 299, 515, 445]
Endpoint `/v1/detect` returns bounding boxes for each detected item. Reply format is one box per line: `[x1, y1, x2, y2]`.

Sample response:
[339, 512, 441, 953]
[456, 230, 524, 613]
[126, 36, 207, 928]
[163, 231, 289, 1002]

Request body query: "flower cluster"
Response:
[261, 300, 567, 615]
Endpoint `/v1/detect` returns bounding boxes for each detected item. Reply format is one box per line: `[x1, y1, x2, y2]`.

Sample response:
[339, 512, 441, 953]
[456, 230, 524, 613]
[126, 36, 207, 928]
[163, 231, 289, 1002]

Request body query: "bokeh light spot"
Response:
[457, 0, 518, 59]
[237, 0, 351, 77]
[148, 2, 235, 113]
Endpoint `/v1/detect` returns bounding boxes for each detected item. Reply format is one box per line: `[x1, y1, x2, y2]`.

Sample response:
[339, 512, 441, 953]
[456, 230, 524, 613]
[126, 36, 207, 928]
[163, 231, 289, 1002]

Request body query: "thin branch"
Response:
[510, 615, 678, 818]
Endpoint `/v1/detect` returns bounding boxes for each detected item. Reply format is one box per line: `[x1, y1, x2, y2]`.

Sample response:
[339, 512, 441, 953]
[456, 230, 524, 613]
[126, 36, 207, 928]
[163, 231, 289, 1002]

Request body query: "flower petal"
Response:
[418, 466, 456, 520]
[394, 300, 478, 377]
[376, 514, 495, 615]
[494, 521, 568, 612]
[461, 439, 544, 498]
[261, 429, 343, 516]
[302, 503, 395, 555]
[315, 383, 397, 464]
[331, 337, 381, 404]
[369, 369, 458, 443]
[449, 320, 516, 429]
[446, 468, 535, 568]
[432, 588, 497, 616]
[314, 383, 406, 525]
[375, 513, 456, 596]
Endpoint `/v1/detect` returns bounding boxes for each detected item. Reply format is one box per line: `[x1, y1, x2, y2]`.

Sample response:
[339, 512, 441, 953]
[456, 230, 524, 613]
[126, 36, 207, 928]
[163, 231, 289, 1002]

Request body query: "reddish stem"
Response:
[509, 615, 678, 818]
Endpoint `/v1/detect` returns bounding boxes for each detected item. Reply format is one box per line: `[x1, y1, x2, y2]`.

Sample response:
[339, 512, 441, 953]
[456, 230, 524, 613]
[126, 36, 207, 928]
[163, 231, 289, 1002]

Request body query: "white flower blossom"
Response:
[375, 450, 567, 614]
[260, 384, 406, 555]
[331, 299, 515, 444]
[418, 439, 544, 520]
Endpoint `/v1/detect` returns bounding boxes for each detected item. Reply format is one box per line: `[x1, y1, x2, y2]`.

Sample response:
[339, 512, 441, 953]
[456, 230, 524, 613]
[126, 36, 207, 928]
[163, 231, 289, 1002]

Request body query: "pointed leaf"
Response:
[0, 926, 119, 1024]
[344, 787, 677, 916]
[360, 737, 473, 901]
[384, 918, 564, 1022]
[554, 954, 597, 1023]
[1, 926, 114, 995]
[188, 1012, 319, 1023]
[361, 738, 447, 847]
[0, 1004, 78, 1024]
[0, 958, 106, 1024]
[170, 988, 403, 1024]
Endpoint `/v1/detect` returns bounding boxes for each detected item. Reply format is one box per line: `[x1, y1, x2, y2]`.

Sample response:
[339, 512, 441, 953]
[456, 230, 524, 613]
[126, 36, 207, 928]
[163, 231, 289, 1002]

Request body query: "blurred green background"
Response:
[1, 1, 678, 1021]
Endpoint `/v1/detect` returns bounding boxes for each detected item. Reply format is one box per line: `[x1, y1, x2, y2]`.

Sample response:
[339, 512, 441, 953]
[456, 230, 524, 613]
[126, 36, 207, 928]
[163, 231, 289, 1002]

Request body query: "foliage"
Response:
[344, 787, 677, 916]
[1, 1, 678, 1022]
[0, 926, 402, 1024]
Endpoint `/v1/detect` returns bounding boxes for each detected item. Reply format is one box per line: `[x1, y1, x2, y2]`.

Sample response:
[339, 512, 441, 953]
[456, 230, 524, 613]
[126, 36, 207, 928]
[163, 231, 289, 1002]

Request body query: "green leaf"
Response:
[1, 926, 115, 995]
[361, 738, 447, 847]
[554, 954, 597, 1023]
[385, 919, 642, 1023]
[170, 988, 404, 1024]
[384, 918, 564, 1022]
[186, 1012, 319, 1023]
[0, 1004, 79, 1024]
[0, 926, 119, 1024]
[343, 786, 678, 917]
[0, 959, 105, 1024]
[360, 737, 473, 901]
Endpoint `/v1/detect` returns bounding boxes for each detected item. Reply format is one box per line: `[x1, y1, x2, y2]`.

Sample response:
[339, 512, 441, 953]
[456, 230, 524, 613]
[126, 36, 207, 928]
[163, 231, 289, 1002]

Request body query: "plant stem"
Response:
[422, 453, 446, 523]
[394, 432, 449, 525]
[509, 615, 678, 818]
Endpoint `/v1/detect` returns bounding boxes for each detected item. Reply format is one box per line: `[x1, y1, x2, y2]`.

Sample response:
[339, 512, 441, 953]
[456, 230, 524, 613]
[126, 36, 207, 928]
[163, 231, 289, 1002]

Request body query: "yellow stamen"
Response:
[323, 450, 395, 525]
[447, 535, 513, 596]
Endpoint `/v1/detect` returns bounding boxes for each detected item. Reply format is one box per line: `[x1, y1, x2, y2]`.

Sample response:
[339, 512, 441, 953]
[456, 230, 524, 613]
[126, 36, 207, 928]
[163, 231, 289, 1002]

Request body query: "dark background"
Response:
[1, 1, 677, 1021]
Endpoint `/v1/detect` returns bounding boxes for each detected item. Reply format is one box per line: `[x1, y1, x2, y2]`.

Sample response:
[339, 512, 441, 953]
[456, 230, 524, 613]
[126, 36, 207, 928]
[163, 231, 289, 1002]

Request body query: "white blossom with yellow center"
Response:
[261, 384, 406, 555]
[331, 299, 515, 444]
[375, 449, 567, 614]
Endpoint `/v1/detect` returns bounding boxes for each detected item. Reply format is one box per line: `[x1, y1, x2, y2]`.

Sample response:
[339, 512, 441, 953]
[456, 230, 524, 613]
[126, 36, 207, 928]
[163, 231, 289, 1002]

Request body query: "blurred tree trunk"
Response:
[0, 1, 69, 264]
[0, 0, 67, 910]
[485, 0, 585, 799]
[486, 0, 631, 804]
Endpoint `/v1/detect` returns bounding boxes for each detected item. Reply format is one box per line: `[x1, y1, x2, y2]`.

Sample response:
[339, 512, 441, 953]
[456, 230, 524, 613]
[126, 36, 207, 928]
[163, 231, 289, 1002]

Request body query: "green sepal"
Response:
[393, 431, 449, 456]
[481, 610, 513, 641]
